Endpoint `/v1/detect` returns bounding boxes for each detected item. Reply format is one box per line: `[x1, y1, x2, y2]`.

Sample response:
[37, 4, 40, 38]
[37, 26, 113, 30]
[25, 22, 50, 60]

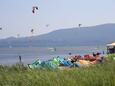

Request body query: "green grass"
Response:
[106, 54, 115, 60]
[0, 61, 115, 86]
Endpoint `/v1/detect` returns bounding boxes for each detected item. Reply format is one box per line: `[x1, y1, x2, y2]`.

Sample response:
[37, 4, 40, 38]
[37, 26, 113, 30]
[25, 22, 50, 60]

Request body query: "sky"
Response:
[0, 0, 115, 39]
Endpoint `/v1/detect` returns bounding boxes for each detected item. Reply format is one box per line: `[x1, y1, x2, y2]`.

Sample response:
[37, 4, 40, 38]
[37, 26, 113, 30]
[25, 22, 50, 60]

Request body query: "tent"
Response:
[107, 42, 115, 54]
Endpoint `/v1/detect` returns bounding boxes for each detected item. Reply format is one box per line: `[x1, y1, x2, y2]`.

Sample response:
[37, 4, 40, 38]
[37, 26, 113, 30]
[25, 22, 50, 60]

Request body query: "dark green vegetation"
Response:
[0, 60, 115, 86]
[107, 54, 115, 60]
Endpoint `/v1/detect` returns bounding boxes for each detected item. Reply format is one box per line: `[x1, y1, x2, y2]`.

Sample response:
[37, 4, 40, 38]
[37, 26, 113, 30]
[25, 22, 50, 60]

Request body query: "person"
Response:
[92, 52, 96, 57]
[69, 52, 72, 55]
[95, 52, 103, 62]
[92, 53, 103, 63]
[90, 52, 103, 64]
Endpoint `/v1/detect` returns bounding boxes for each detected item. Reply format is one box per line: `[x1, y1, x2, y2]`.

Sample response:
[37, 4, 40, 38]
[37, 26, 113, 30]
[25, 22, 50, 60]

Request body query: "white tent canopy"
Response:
[107, 42, 115, 46]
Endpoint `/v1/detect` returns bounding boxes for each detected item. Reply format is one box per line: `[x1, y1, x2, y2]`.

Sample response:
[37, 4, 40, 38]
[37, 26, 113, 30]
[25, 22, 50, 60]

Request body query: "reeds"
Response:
[0, 61, 115, 86]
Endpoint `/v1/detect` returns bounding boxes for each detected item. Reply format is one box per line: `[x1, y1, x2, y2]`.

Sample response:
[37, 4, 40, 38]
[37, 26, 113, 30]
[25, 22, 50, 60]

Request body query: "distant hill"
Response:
[0, 23, 115, 47]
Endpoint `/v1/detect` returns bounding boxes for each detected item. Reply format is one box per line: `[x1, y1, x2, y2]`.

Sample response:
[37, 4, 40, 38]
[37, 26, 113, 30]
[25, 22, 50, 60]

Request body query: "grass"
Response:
[106, 54, 115, 60]
[0, 60, 115, 86]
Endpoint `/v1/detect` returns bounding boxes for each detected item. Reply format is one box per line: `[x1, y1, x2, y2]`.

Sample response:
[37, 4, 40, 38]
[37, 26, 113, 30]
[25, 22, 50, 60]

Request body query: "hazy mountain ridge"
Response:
[0, 23, 115, 47]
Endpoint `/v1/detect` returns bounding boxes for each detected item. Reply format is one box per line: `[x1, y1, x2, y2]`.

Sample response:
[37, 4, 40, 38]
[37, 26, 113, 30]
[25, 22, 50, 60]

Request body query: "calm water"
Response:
[0, 46, 106, 65]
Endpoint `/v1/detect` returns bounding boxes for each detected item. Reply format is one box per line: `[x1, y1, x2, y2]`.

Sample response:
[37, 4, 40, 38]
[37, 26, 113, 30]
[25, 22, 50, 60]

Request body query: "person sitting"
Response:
[95, 52, 102, 62]
[90, 52, 103, 64]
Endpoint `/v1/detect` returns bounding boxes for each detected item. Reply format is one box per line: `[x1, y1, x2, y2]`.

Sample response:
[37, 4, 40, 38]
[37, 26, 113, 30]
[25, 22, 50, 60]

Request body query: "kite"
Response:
[0, 27, 2, 30]
[46, 24, 50, 27]
[31, 29, 34, 34]
[78, 24, 82, 28]
[32, 6, 38, 13]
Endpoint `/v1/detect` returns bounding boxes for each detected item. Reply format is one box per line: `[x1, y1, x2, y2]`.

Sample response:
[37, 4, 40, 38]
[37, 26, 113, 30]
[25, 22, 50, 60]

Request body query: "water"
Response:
[0, 46, 106, 65]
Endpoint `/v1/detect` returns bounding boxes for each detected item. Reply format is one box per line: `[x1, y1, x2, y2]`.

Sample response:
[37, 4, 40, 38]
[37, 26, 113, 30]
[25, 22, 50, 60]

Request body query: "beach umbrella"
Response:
[32, 6, 39, 13]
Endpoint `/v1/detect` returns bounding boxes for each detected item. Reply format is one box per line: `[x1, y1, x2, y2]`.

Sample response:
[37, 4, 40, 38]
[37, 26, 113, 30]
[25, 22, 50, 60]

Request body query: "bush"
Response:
[106, 54, 115, 60]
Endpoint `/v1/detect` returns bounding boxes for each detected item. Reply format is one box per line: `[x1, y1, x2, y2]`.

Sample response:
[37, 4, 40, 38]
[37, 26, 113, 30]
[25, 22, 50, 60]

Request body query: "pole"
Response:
[19, 55, 22, 64]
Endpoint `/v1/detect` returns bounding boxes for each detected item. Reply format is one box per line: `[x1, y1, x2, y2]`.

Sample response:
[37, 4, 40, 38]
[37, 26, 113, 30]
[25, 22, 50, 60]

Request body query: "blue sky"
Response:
[0, 0, 115, 39]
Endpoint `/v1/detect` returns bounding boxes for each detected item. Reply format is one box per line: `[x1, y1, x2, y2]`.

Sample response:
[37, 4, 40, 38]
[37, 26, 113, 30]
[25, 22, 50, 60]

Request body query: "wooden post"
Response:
[19, 55, 22, 64]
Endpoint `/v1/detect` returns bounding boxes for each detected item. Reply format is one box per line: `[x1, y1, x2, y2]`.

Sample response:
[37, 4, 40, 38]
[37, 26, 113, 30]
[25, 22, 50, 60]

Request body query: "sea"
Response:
[0, 45, 106, 65]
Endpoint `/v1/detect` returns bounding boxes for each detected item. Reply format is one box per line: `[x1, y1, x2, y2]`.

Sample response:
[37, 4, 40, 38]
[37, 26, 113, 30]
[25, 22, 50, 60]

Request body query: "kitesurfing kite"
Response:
[31, 29, 34, 34]
[17, 34, 20, 38]
[46, 24, 50, 27]
[78, 24, 82, 28]
[0, 27, 2, 30]
[32, 6, 38, 13]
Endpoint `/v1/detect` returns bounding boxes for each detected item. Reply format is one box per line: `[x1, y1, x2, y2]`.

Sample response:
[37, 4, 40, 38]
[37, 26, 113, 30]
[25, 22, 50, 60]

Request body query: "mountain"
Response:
[0, 23, 115, 47]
